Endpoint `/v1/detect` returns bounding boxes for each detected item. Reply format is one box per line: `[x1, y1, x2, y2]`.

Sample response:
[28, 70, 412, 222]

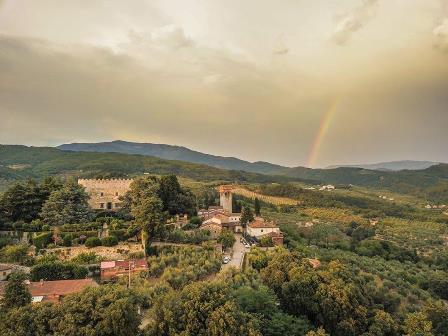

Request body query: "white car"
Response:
[223, 256, 231, 264]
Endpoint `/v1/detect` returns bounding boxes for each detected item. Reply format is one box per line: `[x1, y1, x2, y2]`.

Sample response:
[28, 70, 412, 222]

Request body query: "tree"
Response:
[101, 236, 118, 247]
[158, 175, 196, 216]
[0, 178, 63, 224]
[240, 206, 254, 228]
[306, 328, 329, 336]
[364, 310, 398, 336]
[404, 312, 434, 336]
[126, 176, 166, 254]
[217, 229, 236, 250]
[30, 262, 88, 281]
[0, 272, 31, 310]
[264, 312, 311, 336]
[40, 179, 92, 226]
[145, 280, 261, 336]
[254, 198, 261, 216]
[0, 244, 29, 264]
[423, 300, 448, 336]
[85, 237, 102, 248]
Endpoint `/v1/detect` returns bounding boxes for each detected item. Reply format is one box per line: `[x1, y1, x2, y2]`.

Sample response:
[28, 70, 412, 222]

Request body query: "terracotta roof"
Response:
[248, 218, 278, 229]
[29, 279, 97, 297]
[101, 259, 147, 270]
[0, 279, 97, 298]
[307, 258, 321, 269]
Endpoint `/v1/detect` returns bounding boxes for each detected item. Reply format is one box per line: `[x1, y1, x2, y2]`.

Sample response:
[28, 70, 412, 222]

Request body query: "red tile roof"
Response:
[101, 259, 147, 270]
[0, 279, 97, 298]
[28, 279, 97, 297]
[248, 218, 278, 229]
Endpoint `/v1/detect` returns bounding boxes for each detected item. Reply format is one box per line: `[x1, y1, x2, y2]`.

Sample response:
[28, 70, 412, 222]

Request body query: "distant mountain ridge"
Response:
[327, 160, 440, 171]
[2, 143, 448, 202]
[58, 140, 286, 175]
[58, 140, 442, 174]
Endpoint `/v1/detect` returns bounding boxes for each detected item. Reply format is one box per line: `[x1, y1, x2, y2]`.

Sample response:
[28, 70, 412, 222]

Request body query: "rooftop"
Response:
[0, 278, 98, 300]
[248, 217, 278, 229]
[100, 259, 147, 270]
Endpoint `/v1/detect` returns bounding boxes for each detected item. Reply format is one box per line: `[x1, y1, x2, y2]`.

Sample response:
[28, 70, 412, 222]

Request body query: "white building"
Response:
[246, 218, 280, 237]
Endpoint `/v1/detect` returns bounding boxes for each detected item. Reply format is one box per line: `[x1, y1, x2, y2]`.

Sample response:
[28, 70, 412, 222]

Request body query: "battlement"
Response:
[78, 179, 133, 211]
[78, 178, 134, 183]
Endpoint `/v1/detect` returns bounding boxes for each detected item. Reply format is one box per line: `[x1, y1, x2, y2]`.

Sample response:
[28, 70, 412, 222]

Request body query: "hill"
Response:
[2, 144, 448, 202]
[58, 140, 285, 175]
[327, 160, 440, 171]
[0, 145, 295, 186]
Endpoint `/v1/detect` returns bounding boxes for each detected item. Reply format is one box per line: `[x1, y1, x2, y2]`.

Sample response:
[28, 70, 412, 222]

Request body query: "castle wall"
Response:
[78, 179, 133, 210]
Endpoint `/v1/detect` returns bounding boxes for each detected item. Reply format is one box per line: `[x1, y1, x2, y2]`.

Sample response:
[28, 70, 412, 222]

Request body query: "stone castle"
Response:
[78, 179, 133, 210]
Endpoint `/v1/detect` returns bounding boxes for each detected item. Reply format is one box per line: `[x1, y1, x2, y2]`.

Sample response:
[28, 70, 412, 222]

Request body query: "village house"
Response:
[199, 186, 243, 233]
[0, 278, 98, 303]
[0, 264, 13, 281]
[78, 178, 133, 210]
[201, 222, 222, 238]
[319, 185, 335, 191]
[100, 259, 148, 281]
[246, 217, 280, 237]
[246, 218, 283, 245]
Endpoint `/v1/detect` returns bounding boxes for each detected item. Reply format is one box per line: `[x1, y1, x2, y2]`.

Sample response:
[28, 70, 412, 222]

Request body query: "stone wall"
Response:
[78, 179, 133, 210]
[41, 243, 144, 261]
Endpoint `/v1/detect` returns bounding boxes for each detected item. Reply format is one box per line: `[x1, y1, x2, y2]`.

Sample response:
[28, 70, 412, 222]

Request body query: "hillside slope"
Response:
[327, 160, 439, 171]
[0, 145, 295, 184]
[58, 140, 285, 175]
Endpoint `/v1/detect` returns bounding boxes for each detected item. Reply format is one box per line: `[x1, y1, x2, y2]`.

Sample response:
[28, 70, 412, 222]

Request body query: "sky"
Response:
[0, 0, 447, 168]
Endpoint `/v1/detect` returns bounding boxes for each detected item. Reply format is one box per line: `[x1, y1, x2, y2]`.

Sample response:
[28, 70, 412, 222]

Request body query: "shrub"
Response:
[85, 237, 102, 248]
[101, 236, 118, 247]
[71, 252, 102, 264]
[33, 232, 53, 249]
[0, 244, 30, 264]
[30, 261, 88, 281]
[63, 234, 73, 247]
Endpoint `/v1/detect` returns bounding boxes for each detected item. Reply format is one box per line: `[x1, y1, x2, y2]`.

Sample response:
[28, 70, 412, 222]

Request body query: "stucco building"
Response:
[78, 179, 133, 210]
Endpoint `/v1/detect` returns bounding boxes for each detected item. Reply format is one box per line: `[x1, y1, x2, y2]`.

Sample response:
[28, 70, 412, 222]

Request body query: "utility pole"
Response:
[128, 260, 135, 289]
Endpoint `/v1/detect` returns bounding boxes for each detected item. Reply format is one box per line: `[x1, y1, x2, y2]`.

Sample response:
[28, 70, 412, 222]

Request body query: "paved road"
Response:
[223, 234, 248, 270]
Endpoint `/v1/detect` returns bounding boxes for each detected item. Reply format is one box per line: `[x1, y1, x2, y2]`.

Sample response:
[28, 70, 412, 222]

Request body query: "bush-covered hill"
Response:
[0, 145, 294, 184]
[277, 165, 448, 202]
[1, 144, 448, 202]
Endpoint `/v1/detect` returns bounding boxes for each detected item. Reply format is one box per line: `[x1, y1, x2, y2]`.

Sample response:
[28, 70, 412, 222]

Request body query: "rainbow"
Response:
[306, 98, 340, 168]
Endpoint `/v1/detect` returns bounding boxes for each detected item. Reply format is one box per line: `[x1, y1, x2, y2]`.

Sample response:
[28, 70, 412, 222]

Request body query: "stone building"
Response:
[78, 179, 133, 210]
[219, 185, 233, 213]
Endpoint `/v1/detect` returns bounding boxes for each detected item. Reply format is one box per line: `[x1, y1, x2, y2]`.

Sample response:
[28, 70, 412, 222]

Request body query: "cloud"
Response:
[128, 25, 194, 50]
[272, 35, 289, 55]
[434, 18, 448, 52]
[332, 0, 379, 45]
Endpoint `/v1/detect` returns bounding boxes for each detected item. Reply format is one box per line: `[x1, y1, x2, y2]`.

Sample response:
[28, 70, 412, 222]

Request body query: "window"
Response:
[261, 229, 263, 232]
[115, 203, 120, 208]
[115, 192, 119, 196]
[107, 202, 112, 210]
[100, 192, 104, 196]
[100, 203, 104, 208]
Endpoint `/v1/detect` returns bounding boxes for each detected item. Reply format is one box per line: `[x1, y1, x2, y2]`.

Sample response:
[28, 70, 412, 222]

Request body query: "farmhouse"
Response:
[0, 278, 98, 303]
[246, 217, 280, 237]
[78, 179, 133, 210]
[0, 264, 13, 281]
[100, 259, 148, 281]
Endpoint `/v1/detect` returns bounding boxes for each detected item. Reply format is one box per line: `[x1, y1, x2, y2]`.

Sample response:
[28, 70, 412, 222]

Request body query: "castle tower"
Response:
[219, 185, 233, 213]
